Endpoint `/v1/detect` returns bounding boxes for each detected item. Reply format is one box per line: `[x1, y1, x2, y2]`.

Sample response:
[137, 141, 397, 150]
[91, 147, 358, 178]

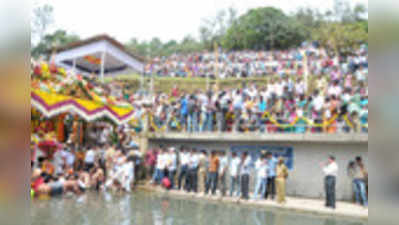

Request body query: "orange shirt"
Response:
[42, 162, 55, 175]
[209, 156, 219, 173]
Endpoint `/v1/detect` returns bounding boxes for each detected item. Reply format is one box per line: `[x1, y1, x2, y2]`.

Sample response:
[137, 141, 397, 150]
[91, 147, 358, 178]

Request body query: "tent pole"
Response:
[100, 51, 106, 83]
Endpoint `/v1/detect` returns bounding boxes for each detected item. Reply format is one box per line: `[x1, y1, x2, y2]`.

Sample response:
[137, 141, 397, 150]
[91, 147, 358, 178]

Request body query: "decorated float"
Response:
[30, 60, 140, 159]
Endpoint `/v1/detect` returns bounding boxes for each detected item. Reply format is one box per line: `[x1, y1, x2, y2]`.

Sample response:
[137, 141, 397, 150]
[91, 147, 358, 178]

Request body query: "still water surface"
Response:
[31, 191, 367, 225]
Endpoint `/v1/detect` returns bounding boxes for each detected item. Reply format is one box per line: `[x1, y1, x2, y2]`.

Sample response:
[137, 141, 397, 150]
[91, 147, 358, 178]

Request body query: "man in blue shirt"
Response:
[265, 152, 278, 200]
[180, 95, 188, 131]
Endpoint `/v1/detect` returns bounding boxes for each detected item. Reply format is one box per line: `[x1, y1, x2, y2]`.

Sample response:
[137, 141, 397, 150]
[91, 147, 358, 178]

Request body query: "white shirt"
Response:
[100, 129, 109, 144]
[296, 82, 305, 95]
[65, 151, 75, 167]
[156, 153, 166, 170]
[123, 162, 135, 180]
[53, 150, 66, 174]
[261, 90, 270, 101]
[241, 157, 252, 175]
[255, 159, 268, 179]
[219, 156, 228, 174]
[180, 152, 189, 166]
[168, 153, 177, 171]
[328, 86, 342, 97]
[314, 95, 324, 111]
[229, 157, 241, 177]
[189, 154, 199, 169]
[323, 162, 338, 177]
[233, 95, 243, 108]
[275, 83, 284, 97]
[84, 149, 96, 164]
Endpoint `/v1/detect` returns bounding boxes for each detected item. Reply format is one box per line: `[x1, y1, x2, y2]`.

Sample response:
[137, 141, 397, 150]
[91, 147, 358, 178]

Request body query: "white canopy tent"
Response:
[54, 35, 145, 82]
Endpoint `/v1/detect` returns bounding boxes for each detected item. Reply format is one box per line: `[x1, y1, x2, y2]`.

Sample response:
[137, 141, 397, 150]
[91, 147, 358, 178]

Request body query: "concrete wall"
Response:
[147, 133, 368, 201]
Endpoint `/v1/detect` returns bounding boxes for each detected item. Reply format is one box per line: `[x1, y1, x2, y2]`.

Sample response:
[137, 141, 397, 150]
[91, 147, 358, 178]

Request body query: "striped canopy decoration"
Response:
[31, 89, 135, 125]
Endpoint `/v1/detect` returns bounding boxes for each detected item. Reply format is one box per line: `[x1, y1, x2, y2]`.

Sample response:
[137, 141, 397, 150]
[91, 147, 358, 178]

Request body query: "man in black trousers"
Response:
[240, 152, 251, 200]
[187, 149, 199, 192]
[321, 155, 339, 209]
[265, 152, 278, 200]
[178, 147, 189, 190]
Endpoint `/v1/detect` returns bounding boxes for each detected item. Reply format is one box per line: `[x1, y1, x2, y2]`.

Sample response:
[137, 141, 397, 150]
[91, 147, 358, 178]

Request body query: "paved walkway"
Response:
[137, 185, 368, 220]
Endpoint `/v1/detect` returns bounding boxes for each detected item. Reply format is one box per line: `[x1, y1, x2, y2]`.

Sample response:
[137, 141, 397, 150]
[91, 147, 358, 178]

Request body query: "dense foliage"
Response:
[222, 7, 307, 50]
[31, 29, 80, 59]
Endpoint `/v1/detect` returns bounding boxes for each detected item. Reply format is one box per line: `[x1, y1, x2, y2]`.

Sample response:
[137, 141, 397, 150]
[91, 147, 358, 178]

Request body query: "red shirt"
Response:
[172, 88, 179, 97]
[32, 177, 44, 193]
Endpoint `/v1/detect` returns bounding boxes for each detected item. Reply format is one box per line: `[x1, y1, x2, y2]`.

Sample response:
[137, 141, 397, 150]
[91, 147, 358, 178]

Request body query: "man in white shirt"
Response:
[295, 78, 305, 95]
[240, 152, 251, 200]
[65, 147, 75, 170]
[122, 157, 135, 192]
[84, 147, 96, 172]
[53, 147, 67, 175]
[229, 152, 241, 197]
[328, 81, 342, 97]
[152, 149, 166, 185]
[313, 91, 325, 112]
[321, 155, 338, 209]
[253, 154, 268, 200]
[167, 147, 178, 189]
[275, 80, 284, 97]
[178, 148, 189, 190]
[187, 149, 199, 193]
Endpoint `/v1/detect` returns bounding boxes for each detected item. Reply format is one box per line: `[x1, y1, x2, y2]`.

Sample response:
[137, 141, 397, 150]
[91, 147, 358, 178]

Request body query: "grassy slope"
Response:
[104, 73, 321, 95]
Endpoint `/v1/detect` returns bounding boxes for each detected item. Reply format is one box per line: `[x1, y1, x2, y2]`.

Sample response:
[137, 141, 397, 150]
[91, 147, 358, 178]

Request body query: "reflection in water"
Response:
[31, 192, 367, 225]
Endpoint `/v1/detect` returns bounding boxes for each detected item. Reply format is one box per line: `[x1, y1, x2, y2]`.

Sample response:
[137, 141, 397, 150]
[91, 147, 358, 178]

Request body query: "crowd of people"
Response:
[30, 108, 368, 211]
[134, 45, 368, 134]
[143, 73, 368, 133]
[31, 136, 368, 209]
[146, 145, 368, 208]
[145, 43, 368, 79]
[32, 41, 368, 135]
[147, 147, 286, 202]
[31, 122, 144, 198]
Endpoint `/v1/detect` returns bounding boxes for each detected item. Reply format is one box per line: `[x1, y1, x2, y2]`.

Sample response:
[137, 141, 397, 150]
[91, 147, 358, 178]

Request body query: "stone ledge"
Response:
[148, 132, 368, 144]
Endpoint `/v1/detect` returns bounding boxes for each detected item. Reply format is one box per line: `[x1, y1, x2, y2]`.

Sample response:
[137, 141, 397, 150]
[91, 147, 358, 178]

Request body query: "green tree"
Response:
[178, 35, 203, 53]
[199, 7, 238, 50]
[294, 7, 324, 40]
[311, 22, 367, 56]
[148, 37, 163, 57]
[162, 40, 179, 56]
[31, 29, 80, 59]
[126, 38, 149, 58]
[222, 7, 306, 50]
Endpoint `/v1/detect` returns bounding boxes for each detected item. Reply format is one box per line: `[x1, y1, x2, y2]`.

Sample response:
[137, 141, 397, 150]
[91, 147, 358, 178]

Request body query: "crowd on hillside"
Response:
[144, 43, 368, 80]
[134, 44, 368, 133]
[31, 42, 368, 134]
[140, 73, 368, 133]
